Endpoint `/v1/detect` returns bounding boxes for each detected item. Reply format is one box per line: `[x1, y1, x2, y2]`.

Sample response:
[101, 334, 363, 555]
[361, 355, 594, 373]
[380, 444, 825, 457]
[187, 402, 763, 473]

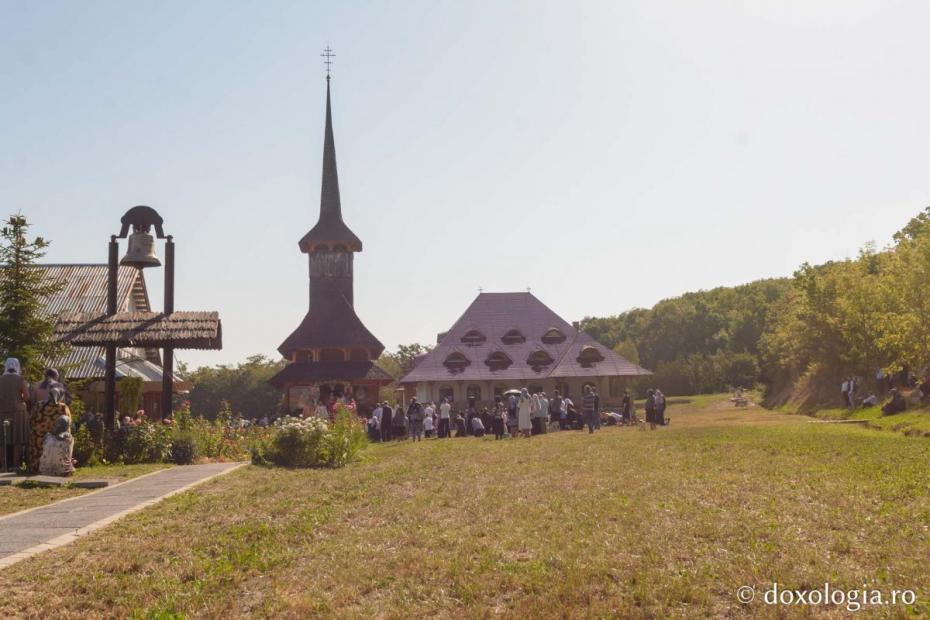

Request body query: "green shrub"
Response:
[256, 408, 367, 469]
[72, 424, 102, 467]
[170, 432, 198, 465]
[121, 422, 173, 464]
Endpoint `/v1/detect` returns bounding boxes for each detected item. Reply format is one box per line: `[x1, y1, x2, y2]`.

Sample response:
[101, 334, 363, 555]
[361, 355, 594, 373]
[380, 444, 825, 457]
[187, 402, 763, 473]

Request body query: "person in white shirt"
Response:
[423, 413, 435, 438]
[438, 399, 452, 438]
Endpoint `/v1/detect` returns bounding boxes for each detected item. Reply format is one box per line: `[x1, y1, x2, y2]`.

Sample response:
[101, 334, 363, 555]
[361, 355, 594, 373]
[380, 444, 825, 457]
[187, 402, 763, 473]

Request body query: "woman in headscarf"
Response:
[38, 396, 75, 477]
[31, 368, 69, 406]
[0, 358, 30, 469]
[517, 388, 533, 438]
[30, 387, 72, 473]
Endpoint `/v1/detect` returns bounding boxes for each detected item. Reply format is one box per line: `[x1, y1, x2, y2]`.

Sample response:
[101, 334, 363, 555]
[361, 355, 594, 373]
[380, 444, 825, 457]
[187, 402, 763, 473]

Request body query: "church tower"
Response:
[271, 66, 391, 414]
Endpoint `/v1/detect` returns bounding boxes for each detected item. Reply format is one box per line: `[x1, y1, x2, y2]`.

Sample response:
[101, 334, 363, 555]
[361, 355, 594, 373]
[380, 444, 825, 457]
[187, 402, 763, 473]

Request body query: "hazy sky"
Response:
[3, 1, 928, 368]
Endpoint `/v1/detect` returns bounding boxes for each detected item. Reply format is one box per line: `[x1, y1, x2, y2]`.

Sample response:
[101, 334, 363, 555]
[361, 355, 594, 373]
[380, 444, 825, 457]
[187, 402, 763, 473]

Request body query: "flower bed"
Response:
[250, 408, 367, 468]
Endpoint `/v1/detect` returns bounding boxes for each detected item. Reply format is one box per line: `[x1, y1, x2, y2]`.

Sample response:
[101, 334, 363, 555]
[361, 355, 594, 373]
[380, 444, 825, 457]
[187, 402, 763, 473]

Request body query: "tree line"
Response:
[581, 206, 930, 404]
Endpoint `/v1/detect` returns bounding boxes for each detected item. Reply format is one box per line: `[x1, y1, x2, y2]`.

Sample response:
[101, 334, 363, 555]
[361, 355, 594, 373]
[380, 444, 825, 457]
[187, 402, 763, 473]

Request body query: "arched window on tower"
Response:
[349, 348, 369, 362]
[320, 348, 346, 362]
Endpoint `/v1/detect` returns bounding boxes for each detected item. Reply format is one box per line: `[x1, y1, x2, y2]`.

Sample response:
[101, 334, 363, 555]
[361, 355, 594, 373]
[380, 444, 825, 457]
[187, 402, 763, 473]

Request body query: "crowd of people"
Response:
[843, 368, 930, 415]
[0, 358, 76, 475]
[364, 385, 670, 443]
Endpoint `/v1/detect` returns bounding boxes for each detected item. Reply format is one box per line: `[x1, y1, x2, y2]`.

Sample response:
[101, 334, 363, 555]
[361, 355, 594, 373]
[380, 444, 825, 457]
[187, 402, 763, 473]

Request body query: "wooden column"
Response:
[104, 236, 119, 430]
[161, 236, 175, 420]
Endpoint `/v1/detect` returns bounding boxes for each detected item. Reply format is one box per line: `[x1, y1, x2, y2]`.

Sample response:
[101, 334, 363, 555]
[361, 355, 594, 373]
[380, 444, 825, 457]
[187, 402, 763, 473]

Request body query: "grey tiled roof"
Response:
[399, 292, 652, 383]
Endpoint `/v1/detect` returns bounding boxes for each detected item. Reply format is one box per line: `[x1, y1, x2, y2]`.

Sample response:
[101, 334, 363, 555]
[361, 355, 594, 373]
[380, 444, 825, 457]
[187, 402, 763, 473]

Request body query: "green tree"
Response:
[182, 354, 285, 420]
[377, 343, 433, 380]
[0, 214, 65, 379]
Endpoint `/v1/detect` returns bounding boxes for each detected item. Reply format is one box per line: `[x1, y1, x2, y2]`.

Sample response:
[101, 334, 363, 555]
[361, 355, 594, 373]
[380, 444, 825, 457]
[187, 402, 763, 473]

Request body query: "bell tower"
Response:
[270, 55, 391, 416]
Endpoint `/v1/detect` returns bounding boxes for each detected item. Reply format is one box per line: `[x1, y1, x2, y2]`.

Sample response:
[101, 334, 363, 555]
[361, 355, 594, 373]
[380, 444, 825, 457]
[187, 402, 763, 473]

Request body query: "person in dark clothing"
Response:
[454, 411, 467, 436]
[645, 389, 658, 430]
[465, 396, 477, 436]
[882, 389, 906, 416]
[621, 391, 632, 425]
[492, 397, 505, 440]
[582, 385, 598, 434]
[480, 407, 491, 435]
[549, 391, 563, 432]
[591, 387, 601, 430]
[381, 403, 393, 442]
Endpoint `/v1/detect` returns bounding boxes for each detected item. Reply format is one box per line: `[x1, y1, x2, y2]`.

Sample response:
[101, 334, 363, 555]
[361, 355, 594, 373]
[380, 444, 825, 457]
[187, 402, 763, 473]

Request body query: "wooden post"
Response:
[161, 236, 175, 420]
[104, 236, 118, 430]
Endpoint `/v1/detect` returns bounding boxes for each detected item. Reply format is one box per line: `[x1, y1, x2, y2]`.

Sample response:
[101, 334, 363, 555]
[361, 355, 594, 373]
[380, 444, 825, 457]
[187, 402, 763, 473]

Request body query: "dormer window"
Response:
[542, 328, 566, 344]
[527, 350, 554, 371]
[460, 329, 486, 346]
[443, 352, 471, 373]
[501, 329, 526, 345]
[485, 351, 513, 371]
[577, 346, 605, 368]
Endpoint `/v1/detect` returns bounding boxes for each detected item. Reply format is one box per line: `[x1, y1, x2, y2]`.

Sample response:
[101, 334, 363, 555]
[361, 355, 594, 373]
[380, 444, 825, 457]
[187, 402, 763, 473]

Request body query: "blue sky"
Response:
[2, 1, 929, 367]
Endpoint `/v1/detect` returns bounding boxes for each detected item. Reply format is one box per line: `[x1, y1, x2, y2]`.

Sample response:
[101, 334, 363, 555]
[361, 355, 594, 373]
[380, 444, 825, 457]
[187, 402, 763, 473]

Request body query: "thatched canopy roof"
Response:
[55, 311, 222, 350]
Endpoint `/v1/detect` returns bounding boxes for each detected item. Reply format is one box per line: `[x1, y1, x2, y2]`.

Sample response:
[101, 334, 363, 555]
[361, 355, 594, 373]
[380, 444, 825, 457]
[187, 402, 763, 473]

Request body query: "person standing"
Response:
[517, 389, 533, 438]
[507, 393, 519, 438]
[381, 402, 393, 442]
[394, 400, 410, 440]
[371, 402, 383, 440]
[655, 389, 667, 425]
[582, 385, 598, 434]
[549, 390, 563, 432]
[492, 397, 505, 440]
[529, 393, 541, 436]
[465, 396, 477, 436]
[621, 390, 632, 425]
[422, 411, 434, 438]
[537, 391, 549, 435]
[438, 398, 452, 439]
[645, 389, 658, 430]
[408, 399, 424, 442]
[592, 387, 601, 430]
[0, 358, 29, 470]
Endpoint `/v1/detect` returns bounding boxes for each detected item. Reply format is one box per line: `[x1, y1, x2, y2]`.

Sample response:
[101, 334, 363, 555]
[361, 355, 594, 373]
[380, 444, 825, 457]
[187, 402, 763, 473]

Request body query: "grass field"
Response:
[1, 398, 929, 618]
[0, 463, 169, 517]
[804, 404, 930, 437]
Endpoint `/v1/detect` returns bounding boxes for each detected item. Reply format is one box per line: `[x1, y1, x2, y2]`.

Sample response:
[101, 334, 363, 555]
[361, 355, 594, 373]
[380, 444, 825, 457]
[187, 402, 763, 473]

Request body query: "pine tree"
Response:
[0, 214, 65, 379]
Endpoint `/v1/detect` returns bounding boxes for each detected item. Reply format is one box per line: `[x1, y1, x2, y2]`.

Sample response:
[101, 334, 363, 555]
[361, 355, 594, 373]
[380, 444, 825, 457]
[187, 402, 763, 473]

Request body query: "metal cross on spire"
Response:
[321, 45, 335, 79]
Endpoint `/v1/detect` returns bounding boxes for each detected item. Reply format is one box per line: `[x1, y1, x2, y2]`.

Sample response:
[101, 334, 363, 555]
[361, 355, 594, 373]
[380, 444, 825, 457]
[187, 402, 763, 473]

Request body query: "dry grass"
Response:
[1, 398, 928, 618]
[0, 463, 169, 517]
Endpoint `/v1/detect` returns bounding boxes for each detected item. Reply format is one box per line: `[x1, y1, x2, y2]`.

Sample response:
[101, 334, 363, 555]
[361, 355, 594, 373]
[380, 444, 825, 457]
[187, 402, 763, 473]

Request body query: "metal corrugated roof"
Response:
[34, 264, 161, 379]
[39, 264, 144, 315]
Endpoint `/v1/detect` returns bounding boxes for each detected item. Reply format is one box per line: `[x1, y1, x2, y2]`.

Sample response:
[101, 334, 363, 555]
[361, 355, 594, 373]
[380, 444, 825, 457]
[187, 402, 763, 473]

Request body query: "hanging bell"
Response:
[120, 231, 161, 268]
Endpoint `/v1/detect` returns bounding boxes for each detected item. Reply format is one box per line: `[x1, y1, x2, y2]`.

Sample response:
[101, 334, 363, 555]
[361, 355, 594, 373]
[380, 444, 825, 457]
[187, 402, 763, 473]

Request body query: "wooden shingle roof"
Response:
[399, 292, 652, 383]
[55, 311, 222, 350]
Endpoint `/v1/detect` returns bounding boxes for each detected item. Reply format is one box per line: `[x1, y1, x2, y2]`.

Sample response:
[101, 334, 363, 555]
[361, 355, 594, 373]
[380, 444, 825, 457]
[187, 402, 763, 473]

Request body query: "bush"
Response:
[170, 432, 199, 464]
[72, 424, 102, 467]
[121, 422, 173, 464]
[256, 408, 367, 468]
